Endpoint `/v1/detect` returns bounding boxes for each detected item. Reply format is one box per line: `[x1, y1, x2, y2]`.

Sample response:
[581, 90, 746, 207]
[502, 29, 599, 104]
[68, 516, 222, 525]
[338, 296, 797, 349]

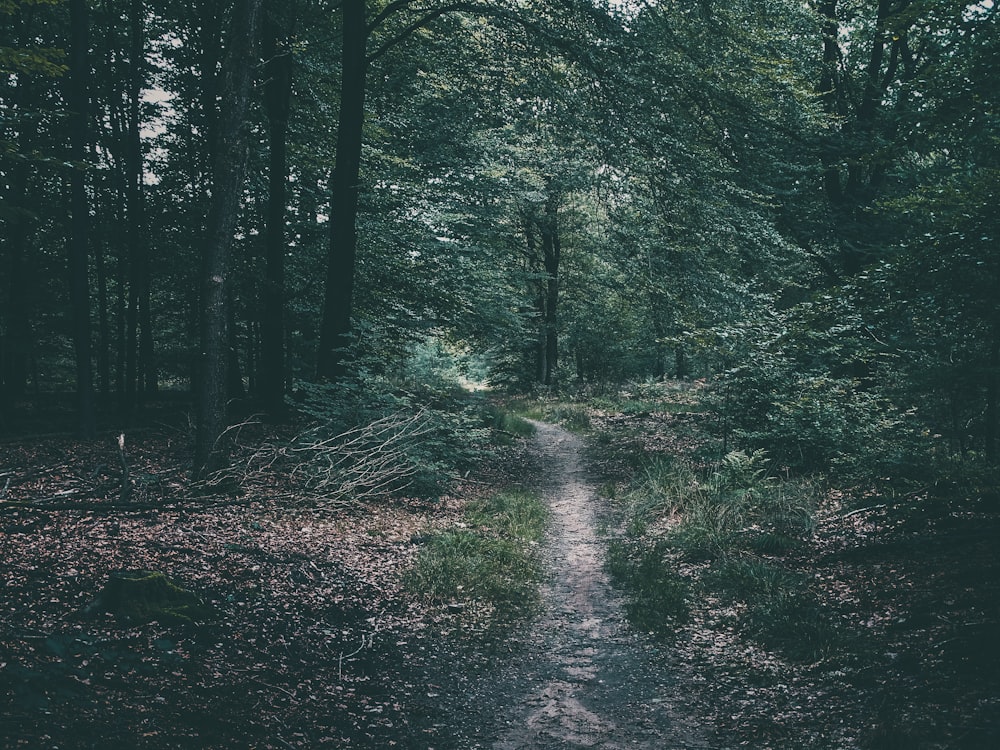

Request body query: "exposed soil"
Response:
[484, 421, 707, 749]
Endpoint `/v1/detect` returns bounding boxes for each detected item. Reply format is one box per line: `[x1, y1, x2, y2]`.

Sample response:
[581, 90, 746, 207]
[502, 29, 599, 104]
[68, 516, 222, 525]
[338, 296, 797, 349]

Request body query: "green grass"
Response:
[606, 449, 834, 660]
[466, 489, 548, 542]
[405, 490, 547, 613]
[483, 404, 537, 444]
[606, 538, 690, 636]
[703, 555, 839, 662]
[588, 380, 711, 416]
[503, 397, 591, 431]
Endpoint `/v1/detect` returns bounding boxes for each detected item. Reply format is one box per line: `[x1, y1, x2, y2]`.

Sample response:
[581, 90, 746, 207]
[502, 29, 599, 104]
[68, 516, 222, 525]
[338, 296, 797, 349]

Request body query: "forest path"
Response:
[485, 421, 708, 749]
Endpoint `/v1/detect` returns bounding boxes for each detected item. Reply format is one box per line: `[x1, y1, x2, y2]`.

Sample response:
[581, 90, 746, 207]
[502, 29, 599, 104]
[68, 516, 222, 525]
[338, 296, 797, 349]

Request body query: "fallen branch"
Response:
[841, 504, 888, 519]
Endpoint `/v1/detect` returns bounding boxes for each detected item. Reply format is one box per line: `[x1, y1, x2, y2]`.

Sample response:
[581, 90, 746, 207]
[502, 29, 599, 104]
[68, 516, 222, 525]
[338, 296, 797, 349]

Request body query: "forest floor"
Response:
[2, 405, 999, 749]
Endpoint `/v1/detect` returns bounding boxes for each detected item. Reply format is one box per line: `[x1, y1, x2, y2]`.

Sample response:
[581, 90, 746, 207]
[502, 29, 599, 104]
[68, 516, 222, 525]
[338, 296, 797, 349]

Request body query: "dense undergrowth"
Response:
[518, 379, 1000, 749]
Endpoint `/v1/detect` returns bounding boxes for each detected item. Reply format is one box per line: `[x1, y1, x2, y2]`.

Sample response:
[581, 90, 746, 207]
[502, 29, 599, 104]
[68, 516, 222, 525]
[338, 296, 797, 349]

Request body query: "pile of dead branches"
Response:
[203, 409, 439, 507]
[286, 409, 437, 503]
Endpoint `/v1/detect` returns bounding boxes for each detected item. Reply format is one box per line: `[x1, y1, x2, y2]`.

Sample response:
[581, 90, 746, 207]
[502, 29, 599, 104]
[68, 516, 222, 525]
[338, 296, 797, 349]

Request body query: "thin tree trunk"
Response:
[227, 288, 246, 400]
[2, 157, 32, 409]
[541, 195, 560, 386]
[523, 214, 546, 384]
[986, 322, 1000, 462]
[317, 0, 366, 380]
[194, 0, 261, 478]
[67, 0, 96, 439]
[125, 0, 154, 412]
[94, 225, 111, 402]
[2, 39, 34, 409]
[260, 6, 293, 413]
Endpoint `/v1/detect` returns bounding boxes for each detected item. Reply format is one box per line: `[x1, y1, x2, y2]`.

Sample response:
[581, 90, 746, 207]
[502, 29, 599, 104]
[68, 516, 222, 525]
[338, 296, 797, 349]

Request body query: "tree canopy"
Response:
[0, 0, 996, 469]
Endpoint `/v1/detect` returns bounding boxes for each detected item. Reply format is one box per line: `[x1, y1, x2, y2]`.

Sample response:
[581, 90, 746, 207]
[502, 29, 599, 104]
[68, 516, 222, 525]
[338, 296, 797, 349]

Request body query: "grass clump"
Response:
[405, 490, 547, 613]
[483, 404, 536, 444]
[703, 554, 839, 662]
[608, 449, 836, 660]
[607, 538, 690, 636]
[505, 397, 591, 431]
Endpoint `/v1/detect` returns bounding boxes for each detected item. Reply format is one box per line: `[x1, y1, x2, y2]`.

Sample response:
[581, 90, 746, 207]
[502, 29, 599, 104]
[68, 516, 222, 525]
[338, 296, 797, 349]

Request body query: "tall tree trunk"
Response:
[986, 321, 1000, 462]
[227, 288, 246, 400]
[124, 0, 149, 413]
[260, 4, 293, 413]
[317, 0, 366, 380]
[540, 195, 560, 386]
[67, 0, 96, 438]
[650, 299, 666, 380]
[94, 225, 111, 402]
[1, 24, 35, 411]
[522, 214, 546, 384]
[122, 0, 146, 412]
[2, 141, 32, 411]
[194, 0, 262, 478]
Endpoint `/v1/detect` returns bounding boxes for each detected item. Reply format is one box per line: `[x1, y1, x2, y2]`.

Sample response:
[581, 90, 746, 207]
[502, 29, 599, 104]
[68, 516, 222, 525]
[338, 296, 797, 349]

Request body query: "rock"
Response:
[83, 570, 215, 625]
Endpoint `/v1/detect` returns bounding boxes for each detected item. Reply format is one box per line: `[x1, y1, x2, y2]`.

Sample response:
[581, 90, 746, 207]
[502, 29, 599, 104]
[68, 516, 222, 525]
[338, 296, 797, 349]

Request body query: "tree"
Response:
[193, 0, 262, 477]
[313, 0, 623, 380]
[316, 0, 365, 380]
[258, 0, 295, 416]
[123, 0, 154, 413]
[66, 0, 96, 437]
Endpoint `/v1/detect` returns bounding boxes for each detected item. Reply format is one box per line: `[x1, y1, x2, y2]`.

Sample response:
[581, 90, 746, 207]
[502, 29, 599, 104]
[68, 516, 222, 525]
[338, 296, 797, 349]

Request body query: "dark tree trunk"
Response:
[522, 215, 546, 384]
[227, 288, 246, 400]
[317, 0, 367, 380]
[199, 8, 223, 179]
[136, 1, 157, 402]
[986, 322, 1000, 462]
[817, 0, 910, 278]
[540, 195, 560, 386]
[194, 0, 261, 478]
[100, 12, 129, 404]
[124, 0, 151, 413]
[260, 4, 293, 413]
[2, 149, 32, 410]
[2, 31, 35, 411]
[94, 226, 111, 402]
[67, 0, 96, 438]
[650, 307, 666, 380]
[674, 345, 689, 379]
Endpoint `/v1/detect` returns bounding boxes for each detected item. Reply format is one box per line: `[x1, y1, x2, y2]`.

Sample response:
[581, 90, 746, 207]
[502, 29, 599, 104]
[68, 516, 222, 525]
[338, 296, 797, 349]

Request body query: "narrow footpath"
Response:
[485, 421, 708, 749]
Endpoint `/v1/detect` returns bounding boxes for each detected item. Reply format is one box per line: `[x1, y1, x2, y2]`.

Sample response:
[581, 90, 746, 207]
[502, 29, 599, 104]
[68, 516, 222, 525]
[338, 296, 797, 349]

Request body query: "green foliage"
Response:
[705, 307, 937, 477]
[606, 537, 690, 635]
[466, 489, 548, 543]
[703, 554, 840, 663]
[405, 490, 547, 612]
[608, 447, 835, 659]
[482, 404, 536, 443]
[616, 450, 817, 558]
[292, 374, 497, 499]
[542, 402, 591, 431]
[498, 397, 591, 432]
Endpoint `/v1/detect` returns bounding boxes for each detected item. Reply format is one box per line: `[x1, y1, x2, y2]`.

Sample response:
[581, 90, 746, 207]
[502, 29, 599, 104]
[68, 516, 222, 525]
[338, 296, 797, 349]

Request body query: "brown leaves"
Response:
[0, 427, 484, 748]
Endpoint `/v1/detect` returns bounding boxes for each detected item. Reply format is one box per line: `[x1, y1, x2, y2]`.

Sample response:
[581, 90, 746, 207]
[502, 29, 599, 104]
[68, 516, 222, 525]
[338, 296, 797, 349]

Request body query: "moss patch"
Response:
[85, 570, 215, 625]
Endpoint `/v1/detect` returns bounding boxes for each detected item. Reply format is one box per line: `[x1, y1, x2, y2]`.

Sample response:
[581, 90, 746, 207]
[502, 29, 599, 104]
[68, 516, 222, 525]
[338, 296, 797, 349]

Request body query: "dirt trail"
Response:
[486, 421, 708, 750]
